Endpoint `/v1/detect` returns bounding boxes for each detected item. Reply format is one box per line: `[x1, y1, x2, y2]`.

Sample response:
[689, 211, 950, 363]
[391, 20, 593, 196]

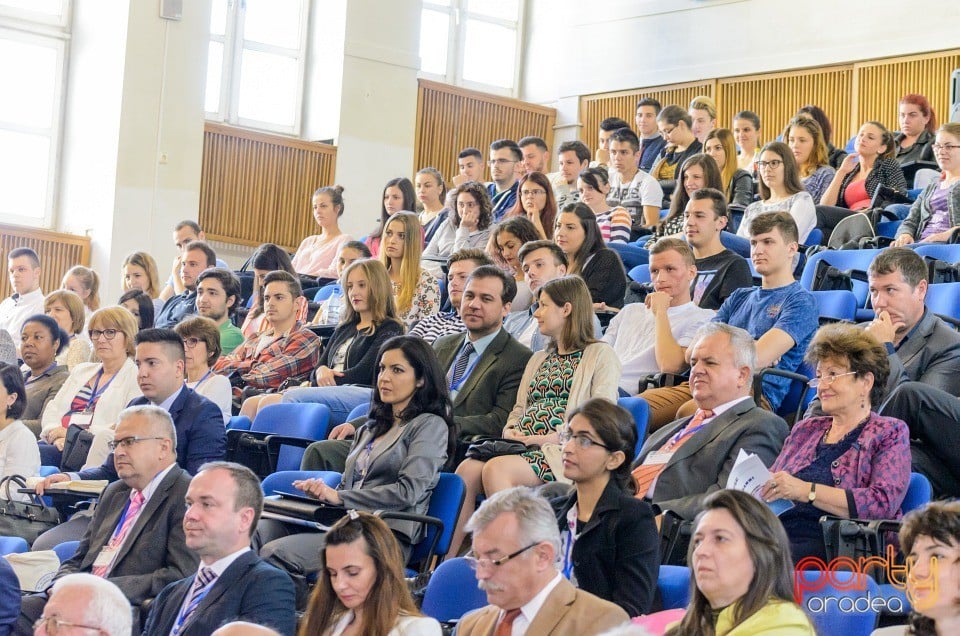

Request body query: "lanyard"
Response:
[109, 496, 137, 543]
[192, 368, 214, 390]
[86, 367, 117, 411]
[448, 347, 482, 392]
[561, 503, 579, 580]
[24, 363, 57, 386]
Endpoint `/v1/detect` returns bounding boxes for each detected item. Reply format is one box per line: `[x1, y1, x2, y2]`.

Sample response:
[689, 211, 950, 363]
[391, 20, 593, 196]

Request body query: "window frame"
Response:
[419, 0, 525, 98]
[206, 0, 311, 137]
[0, 0, 70, 229]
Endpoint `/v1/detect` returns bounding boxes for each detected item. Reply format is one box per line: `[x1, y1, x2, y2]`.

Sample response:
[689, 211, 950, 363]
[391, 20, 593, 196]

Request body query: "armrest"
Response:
[638, 372, 688, 392]
[658, 509, 692, 566]
[375, 511, 444, 573]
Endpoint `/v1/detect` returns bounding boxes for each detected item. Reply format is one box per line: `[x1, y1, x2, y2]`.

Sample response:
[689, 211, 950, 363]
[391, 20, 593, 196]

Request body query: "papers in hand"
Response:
[726, 449, 794, 516]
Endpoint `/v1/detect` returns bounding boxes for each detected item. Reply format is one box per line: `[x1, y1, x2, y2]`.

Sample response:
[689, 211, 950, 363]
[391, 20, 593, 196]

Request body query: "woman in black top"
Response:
[554, 203, 627, 309]
[247, 258, 404, 425]
[553, 398, 659, 616]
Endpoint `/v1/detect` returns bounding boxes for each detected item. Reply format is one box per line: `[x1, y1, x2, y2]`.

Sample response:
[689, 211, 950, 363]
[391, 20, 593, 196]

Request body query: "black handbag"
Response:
[464, 438, 529, 462]
[0, 476, 61, 545]
[60, 424, 94, 472]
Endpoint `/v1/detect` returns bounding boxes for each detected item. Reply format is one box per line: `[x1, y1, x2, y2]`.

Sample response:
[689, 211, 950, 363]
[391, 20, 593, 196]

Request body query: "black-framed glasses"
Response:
[108, 436, 165, 451]
[488, 158, 517, 166]
[465, 542, 541, 570]
[757, 159, 783, 170]
[34, 616, 106, 634]
[520, 189, 546, 197]
[558, 427, 612, 450]
[88, 329, 120, 341]
[808, 371, 857, 388]
[659, 125, 676, 137]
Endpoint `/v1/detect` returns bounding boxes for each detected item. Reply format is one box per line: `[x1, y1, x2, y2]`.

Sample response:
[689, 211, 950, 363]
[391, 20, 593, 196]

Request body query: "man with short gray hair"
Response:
[457, 487, 627, 635]
[18, 405, 197, 632]
[631, 323, 789, 521]
[34, 573, 132, 636]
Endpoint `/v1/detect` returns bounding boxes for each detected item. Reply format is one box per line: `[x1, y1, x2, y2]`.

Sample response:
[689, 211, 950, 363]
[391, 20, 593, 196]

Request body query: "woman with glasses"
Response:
[650, 105, 703, 182]
[506, 171, 558, 240]
[257, 336, 455, 605]
[38, 306, 142, 468]
[736, 141, 817, 243]
[174, 316, 232, 424]
[421, 181, 494, 269]
[552, 398, 659, 616]
[894, 123, 960, 246]
[19, 315, 68, 438]
[44, 290, 93, 370]
[759, 323, 910, 562]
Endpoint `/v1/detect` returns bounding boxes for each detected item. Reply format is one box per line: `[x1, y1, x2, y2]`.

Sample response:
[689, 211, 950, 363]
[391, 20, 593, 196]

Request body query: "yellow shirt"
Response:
[667, 600, 816, 635]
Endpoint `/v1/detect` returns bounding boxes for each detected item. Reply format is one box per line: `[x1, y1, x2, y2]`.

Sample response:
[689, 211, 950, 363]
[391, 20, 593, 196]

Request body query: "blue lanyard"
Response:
[192, 368, 214, 390]
[448, 346, 482, 391]
[109, 496, 137, 542]
[561, 504, 578, 580]
[86, 367, 117, 411]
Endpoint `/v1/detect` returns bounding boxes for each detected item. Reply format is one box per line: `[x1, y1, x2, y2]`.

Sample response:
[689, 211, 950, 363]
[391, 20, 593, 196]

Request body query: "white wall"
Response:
[523, 0, 960, 144]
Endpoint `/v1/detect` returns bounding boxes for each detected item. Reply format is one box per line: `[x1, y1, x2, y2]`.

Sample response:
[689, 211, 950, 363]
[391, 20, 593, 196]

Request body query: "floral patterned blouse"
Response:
[394, 269, 440, 327]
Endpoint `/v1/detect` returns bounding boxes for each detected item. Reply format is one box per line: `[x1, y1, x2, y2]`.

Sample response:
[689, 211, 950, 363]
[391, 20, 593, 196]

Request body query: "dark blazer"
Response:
[56, 465, 198, 606]
[636, 398, 789, 519]
[142, 550, 296, 636]
[433, 328, 532, 438]
[884, 309, 960, 398]
[319, 319, 405, 387]
[581, 248, 627, 308]
[0, 558, 18, 636]
[79, 387, 227, 481]
[552, 479, 659, 617]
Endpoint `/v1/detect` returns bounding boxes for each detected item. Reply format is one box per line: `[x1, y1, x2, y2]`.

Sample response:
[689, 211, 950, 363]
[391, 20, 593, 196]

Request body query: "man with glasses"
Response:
[552, 140, 590, 211]
[487, 139, 522, 223]
[19, 405, 198, 632]
[631, 323, 788, 521]
[33, 574, 132, 636]
[196, 268, 244, 355]
[33, 328, 226, 548]
[457, 487, 627, 635]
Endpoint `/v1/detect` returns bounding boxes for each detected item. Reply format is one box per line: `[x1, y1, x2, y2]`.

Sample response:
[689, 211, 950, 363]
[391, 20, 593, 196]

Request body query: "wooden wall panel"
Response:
[717, 66, 852, 146]
[579, 80, 715, 147]
[0, 223, 90, 299]
[854, 50, 960, 140]
[199, 123, 337, 251]
[414, 79, 557, 185]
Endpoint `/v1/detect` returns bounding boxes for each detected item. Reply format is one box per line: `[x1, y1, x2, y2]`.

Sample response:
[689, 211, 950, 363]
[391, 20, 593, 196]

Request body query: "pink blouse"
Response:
[291, 233, 353, 279]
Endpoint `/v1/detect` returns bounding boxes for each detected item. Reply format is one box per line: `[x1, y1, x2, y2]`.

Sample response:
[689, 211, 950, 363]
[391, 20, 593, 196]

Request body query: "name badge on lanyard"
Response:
[559, 503, 579, 583]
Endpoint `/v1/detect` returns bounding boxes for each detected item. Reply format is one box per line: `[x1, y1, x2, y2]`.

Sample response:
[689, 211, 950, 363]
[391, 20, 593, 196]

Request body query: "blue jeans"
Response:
[281, 385, 373, 428]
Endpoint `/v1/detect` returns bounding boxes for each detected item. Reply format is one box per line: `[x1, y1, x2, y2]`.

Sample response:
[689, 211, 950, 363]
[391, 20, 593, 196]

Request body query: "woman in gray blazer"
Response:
[257, 336, 455, 605]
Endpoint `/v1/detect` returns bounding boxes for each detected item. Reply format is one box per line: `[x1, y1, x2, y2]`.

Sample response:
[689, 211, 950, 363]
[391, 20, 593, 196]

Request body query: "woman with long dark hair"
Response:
[258, 336, 455, 599]
[240, 243, 305, 337]
[645, 154, 723, 248]
[365, 177, 417, 258]
[553, 398, 659, 616]
[554, 203, 627, 309]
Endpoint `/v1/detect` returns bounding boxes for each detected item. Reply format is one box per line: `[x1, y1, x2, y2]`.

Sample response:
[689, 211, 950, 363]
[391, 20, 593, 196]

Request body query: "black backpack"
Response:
[811, 259, 868, 292]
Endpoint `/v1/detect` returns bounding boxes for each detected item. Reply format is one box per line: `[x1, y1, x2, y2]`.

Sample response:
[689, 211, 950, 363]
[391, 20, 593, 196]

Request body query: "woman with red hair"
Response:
[895, 93, 938, 166]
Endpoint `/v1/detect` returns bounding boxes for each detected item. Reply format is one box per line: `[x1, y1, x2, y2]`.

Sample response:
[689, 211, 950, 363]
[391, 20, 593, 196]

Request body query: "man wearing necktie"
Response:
[142, 462, 295, 636]
[17, 405, 197, 633]
[631, 323, 789, 523]
[457, 487, 627, 635]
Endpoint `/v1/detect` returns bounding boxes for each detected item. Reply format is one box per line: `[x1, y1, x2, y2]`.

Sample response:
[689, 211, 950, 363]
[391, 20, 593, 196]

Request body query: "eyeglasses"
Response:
[659, 126, 676, 137]
[34, 616, 106, 634]
[808, 371, 857, 388]
[88, 329, 120, 341]
[932, 143, 960, 153]
[558, 427, 611, 450]
[520, 189, 546, 197]
[465, 542, 541, 570]
[488, 158, 517, 166]
[183, 337, 202, 348]
[757, 160, 784, 170]
[107, 435, 165, 451]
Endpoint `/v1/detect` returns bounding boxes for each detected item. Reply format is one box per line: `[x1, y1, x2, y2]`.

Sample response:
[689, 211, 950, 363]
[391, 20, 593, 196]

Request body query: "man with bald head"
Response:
[18, 405, 197, 632]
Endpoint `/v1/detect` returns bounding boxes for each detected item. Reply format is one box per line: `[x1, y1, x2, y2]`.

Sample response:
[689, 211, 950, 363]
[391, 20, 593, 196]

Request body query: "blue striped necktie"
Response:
[172, 566, 216, 635]
[451, 342, 475, 385]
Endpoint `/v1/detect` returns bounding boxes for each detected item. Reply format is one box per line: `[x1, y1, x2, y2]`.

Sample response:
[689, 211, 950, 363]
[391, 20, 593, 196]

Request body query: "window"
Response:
[419, 0, 523, 96]
[0, 0, 69, 227]
[206, 0, 309, 135]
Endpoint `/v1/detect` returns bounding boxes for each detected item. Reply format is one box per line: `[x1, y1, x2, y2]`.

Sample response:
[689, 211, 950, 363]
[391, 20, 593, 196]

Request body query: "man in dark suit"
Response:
[458, 487, 627, 635]
[33, 328, 227, 549]
[631, 323, 789, 520]
[863, 247, 960, 497]
[143, 462, 295, 636]
[301, 265, 532, 471]
[18, 405, 198, 633]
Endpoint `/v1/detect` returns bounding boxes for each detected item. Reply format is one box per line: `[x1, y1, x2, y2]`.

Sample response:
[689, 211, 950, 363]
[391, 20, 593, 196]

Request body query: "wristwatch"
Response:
[807, 482, 818, 503]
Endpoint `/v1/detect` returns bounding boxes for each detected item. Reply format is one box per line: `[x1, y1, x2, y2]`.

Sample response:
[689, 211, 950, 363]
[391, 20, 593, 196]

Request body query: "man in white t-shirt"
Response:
[607, 127, 665, 230]
[603, 238, 714, 394]
[0, 247, 44, 342]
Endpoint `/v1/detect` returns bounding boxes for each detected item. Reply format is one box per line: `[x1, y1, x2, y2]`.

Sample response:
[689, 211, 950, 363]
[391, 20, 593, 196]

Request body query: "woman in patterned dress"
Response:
[449, 275, 621, 555]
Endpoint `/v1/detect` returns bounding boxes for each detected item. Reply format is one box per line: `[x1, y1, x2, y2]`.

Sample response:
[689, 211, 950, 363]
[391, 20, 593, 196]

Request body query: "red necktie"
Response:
[494, 608, 521, 636]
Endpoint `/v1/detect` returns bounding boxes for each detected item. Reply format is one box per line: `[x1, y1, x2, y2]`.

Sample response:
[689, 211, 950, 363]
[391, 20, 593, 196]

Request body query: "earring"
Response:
[860, 395, 866, 409]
